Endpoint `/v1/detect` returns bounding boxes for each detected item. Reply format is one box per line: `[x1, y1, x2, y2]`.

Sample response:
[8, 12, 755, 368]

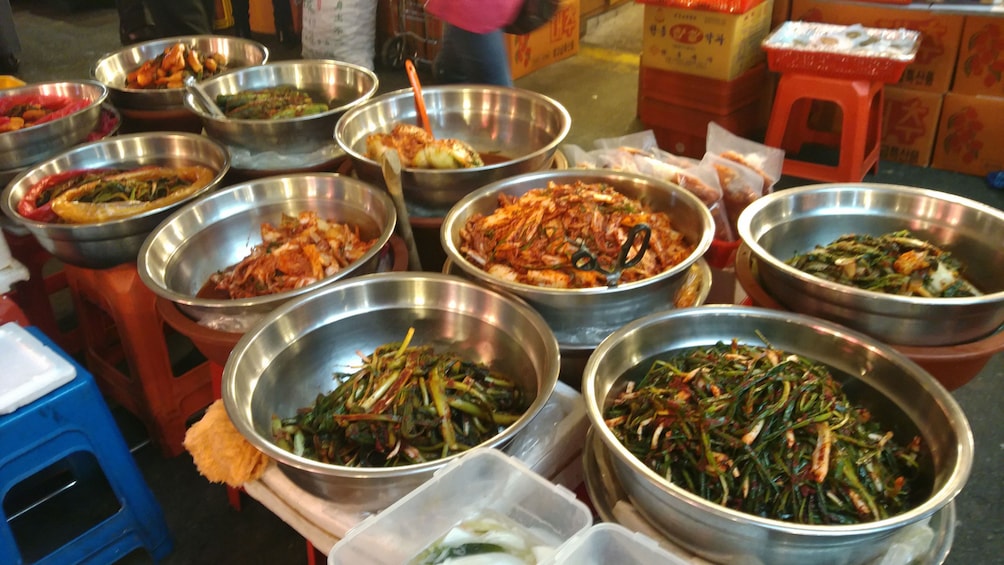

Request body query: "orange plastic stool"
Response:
[764, 73, 883, 182]
[63, 263, 214, 458]
[2, 230, 81, 354]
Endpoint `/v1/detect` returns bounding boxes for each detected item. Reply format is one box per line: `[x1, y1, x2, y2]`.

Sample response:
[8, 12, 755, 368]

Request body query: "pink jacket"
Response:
[424, 0, 523, 34]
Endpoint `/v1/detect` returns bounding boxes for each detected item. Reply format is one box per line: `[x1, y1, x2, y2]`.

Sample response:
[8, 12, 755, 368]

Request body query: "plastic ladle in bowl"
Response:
[184, 75, 226, 119]
[405, 59, 432, 138]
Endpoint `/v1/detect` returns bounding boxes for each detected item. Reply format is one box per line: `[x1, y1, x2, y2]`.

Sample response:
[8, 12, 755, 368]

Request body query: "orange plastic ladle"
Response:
[404, 59, 433, 138]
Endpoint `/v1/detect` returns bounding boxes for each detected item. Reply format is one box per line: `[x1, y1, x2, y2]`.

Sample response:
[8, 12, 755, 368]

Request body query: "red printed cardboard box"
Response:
[790, 0, 963, 93]
[881, 86, 943, 167]
[952, 16, 1004, 97]
[931, 92, 1004, 177]
[506, 0, 581, 80]
[640, 0, 773, 80]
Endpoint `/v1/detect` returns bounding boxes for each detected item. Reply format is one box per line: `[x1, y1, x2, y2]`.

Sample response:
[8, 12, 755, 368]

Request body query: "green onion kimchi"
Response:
[272, 328, 529, 467]
[603, 339, 924, 525]
[785, 230, 979, 297]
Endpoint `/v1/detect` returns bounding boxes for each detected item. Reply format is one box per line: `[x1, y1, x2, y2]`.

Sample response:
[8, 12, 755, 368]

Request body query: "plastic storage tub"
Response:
[327, 448, 593, 564]
[0, 321, 76, 414]
[762, 21, 920, 82]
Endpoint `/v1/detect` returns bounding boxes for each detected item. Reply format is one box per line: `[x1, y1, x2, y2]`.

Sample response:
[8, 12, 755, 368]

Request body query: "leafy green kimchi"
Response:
[603, 339, 924, 525]
[272, 329, 529, 467]
[785, 230, 980, 297]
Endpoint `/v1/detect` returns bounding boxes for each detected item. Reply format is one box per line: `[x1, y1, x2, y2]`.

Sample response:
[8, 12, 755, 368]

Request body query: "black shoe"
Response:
[0, 53, 19, 75]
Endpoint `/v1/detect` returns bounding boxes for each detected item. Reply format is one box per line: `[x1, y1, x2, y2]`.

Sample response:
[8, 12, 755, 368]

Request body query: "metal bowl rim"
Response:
[182, 59, 380, 124]
[581, 304, 974, 536]
[441, 169, 716, 297]
[136, 172, 398, 310]
[222, 271, 562, 477]
[91, 34, 270, 94]
[0, 80, 109, 134]
[737, 182, 1004, 306]
[0, 131, 231, 231]
[334, 85, 572, 174]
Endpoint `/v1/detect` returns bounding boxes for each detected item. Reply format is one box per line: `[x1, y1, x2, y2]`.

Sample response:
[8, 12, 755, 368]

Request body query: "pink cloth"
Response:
[424, 0, 523, 34]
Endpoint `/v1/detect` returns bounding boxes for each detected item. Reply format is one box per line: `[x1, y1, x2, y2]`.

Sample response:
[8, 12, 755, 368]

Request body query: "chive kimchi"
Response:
[272, 329, 529, 467]
[603, 339, 923, 525]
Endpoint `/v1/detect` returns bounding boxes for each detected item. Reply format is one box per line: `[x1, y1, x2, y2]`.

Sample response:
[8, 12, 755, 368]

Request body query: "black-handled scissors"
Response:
[570, 223, 652, 287]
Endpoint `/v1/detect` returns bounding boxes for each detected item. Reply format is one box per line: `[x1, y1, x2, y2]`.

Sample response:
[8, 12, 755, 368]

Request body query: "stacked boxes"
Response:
[931, 16, 1004, 176]
[506, 0, 582, 80]
[637, 0, 774, 157]
[788, 0, 1004, 176]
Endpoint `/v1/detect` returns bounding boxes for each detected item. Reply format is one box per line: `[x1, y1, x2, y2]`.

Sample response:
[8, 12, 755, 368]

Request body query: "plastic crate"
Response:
[762, 21, 921, 83]
[638, 63, 767, 115]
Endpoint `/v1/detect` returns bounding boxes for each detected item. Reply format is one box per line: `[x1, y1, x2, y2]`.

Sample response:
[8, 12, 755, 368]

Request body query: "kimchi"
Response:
[202, 211, 377, 299]
[459, 181, 695, 289]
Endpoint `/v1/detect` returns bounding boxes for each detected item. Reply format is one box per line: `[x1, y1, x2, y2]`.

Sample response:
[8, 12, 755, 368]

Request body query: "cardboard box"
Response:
[931, 92, 1004, 176]
[506, 0, 581, 80]
[952, 16, 1004, 97]
[640, 0, 773, 80]
[881, 86, 943, 167]
[790, 0, 963, 93]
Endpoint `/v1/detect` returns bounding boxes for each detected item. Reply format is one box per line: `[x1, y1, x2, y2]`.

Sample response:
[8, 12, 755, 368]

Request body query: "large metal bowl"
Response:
[222, 272, 561, 512]
[184, 59, 378, 158]
[0, 80, 108, 170]
[441, 169, 715, 346]
[91, 35, 269, 112]
[736, 183, 1004, 346]
[0, 132, 230, 268]
[138, 173, 397, 332]
[334, 85, 570, 214]
[582, 305, 974, 565]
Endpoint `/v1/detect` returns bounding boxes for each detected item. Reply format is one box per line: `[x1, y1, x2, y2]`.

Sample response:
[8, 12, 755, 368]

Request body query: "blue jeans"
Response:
[434, 24, 513, 87]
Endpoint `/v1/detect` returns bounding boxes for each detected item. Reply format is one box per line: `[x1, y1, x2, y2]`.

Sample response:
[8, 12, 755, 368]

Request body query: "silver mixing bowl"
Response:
[138, 173, 397, 332]
[0, 132, 230, 268]
[737, 183, 1004, 346]
[0, 80, 108, 170]
[334, 85, 570, 214]
[222, 272, 561, 512]
[441, 169, 715, 345]
[582, 305, 973, 565]
[184, 59, 378, 157]
[91, 35, 269, 112]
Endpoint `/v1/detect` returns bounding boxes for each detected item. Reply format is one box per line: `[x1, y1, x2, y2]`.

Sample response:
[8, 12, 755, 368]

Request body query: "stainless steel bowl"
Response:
[582, 305, 973, 565]
[184, 59, 378, 157]
[0, 132, 231, 268]
[441, 169, 715, 345]
[334, 85, 570, 214]
[222, 272, 561, 512]
[0, 80, 108, 170]
[138, 173, 397, 332]
[737, 183, 1004, 346]
[92, 35, 269, 112]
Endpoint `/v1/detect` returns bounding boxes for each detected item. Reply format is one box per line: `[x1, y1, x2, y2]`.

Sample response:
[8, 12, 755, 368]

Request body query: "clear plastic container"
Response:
[328, 448, 593, 565]
[541, 523, 690, 565]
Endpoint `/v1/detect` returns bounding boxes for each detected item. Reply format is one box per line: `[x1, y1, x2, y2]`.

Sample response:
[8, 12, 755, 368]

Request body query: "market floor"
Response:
[6, 1, 1004, 564]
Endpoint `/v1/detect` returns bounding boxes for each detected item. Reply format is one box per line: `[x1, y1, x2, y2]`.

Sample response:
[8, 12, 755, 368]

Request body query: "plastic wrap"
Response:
[564, 130, 734, 241]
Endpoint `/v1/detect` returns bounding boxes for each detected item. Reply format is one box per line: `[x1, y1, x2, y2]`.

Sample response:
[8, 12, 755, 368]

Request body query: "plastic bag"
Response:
[301, 0, 377, 70]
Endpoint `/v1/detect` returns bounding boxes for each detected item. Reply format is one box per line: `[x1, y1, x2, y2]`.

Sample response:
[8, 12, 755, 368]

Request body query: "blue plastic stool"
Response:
[0, 327, 173, 564]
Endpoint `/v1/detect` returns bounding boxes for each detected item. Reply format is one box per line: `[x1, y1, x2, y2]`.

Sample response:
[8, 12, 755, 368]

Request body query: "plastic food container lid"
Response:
[0, 322, 76, 415]
[540, 522, 691, 565]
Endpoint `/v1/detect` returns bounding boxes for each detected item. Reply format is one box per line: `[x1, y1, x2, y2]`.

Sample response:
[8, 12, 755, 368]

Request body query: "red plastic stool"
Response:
[2, 230, 81, 355]
[63, 263, 214, 458]
[764, 73, 883, 183]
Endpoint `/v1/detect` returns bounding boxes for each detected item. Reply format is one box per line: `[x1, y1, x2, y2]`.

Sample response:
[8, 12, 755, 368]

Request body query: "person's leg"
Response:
[116, 0, 157, 45]
[433, 24, 512, 87]
[144, 0, 213, 37]
[272, 0, 297, 46]
[230, 0, 251, 38]
[0, 0, 21, 74]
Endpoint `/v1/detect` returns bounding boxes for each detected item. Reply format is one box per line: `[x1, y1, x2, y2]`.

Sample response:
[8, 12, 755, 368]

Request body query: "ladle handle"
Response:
[405, 59, 433, 138]
[381, 150, 424, 271]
